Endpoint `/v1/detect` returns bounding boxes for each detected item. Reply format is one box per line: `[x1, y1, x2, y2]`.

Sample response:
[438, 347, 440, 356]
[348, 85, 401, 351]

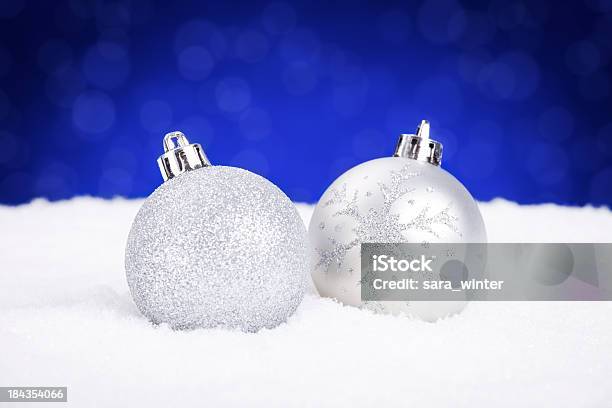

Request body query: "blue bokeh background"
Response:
[0, 0, 611, 205]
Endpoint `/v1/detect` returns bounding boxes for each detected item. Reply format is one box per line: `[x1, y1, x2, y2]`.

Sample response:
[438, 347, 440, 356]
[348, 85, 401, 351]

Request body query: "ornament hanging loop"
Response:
[157, 131, 211, 182]
[163, 131, 191, 152]
[394, 119, 443, 166]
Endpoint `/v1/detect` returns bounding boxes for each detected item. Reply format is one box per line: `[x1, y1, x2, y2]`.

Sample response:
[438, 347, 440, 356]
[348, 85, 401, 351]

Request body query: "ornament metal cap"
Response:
[393, 120, 443, 166]
[157, 131, 211, 182]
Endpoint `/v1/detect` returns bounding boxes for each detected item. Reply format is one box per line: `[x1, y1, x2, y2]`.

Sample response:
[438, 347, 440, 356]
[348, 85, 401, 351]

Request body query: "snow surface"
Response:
[1, 197, 612, 407]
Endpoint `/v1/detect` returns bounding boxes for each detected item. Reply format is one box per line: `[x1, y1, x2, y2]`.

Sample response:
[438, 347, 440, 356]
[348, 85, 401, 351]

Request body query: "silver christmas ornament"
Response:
[126, 131, 309, 331]
[309, 120, 487, 321]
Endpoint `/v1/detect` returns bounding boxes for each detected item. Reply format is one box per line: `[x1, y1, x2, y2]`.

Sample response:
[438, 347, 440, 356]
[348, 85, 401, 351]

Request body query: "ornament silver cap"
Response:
[157, 131, 211, 182]
[393, 120, 443, 166]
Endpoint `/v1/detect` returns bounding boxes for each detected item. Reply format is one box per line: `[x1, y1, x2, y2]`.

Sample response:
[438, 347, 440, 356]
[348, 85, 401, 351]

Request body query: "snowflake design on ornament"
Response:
[316, 164, 461, 273]
[323, 183, 348, 207]
[316, 237, 359, 272]
[404, 205, 461, 238]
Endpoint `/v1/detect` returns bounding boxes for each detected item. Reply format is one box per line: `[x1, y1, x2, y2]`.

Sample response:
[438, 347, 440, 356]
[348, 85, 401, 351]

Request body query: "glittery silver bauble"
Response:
[309, 121, 486, 321]
[126, 132, 308, 331]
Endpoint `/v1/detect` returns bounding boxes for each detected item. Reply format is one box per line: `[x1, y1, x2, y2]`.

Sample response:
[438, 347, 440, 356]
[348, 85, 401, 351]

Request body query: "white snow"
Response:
[1, 197, 612, 407]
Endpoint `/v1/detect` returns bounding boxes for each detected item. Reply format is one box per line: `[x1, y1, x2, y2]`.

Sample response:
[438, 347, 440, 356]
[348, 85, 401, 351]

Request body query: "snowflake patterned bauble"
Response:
[309, 120, 486, 321]
[126, 131, 309, 332]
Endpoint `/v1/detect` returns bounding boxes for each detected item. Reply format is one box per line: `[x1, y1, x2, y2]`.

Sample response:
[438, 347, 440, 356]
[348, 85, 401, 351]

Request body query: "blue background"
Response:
[0, 0, 611, 205]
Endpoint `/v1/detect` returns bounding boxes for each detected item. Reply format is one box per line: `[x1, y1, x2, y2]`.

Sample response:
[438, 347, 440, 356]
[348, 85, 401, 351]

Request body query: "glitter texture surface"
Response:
[125, 166, 309, 332]
[309, 158, 487, 321]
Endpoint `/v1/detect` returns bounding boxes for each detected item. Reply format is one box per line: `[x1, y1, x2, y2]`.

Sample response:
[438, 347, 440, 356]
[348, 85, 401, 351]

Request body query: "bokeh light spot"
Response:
[489, 1, 527, 30]
[177, 46, 214, 81]
[385, 104, 417, 133]
[434, 127, 459, 160]
[352, 129, 385, 159]
[447, 10, 467, 41]
[478, 51, 539, 100]
[596, 122, 612, 158]
[94, 2, 131, 31]
[196, 80, 222, 115]
[45, 63, 86, 108]
[417, 0, 466, 44]
[378, 10, 411, 45]
[0, 89, 10, 121]
[0, 1, 610, 207]
[329, 156, 358, 179]
[215, 77, 251, 113]
[413, 76, 463, 122]
[82, 42, 130, 90]
[279, 28, 320, 63]
[98, 167, 134, 197]
[585, 0, 612, 13]
[37, 39, 73, 74]
[579, 72, 610, 101]
[235, 30, 270, 63]
[262, 2, 297, 35]
[368, 67, 397, 102]
[140, 100, 173, 133]
[178, 116, 214, 146]
[0, 172, 32, 202]
[457, 11, 496, 48]
[332, 75, 369, 118]
[231, 149, 270, 176]
[0, 131, 18, 164]
[526, 143, 569, 185]
[471, 120, 503, 146]
[104, 148, 139, 173]
[590, 167, 612, 203]
[570, 141, 604, 173]
[34, 161, 78, 199]
[318, 45, 346, 78]
[537, 106, 574, 142]
[478, 61, 516, 99]
[174, 20, 227, 59]
[283, 61, 317, 95]
[97, 27, 130, 46]
[128, 0, 153, 24]
[68, 0, 94, 19]
[504, 51, 540, 98]
[0, 0, 25, 18]
[456, 121, 502, 180]
[565, 41, 601, 76]
[457, 50, 492, 83]
[72, 91, 116, 134]
[0, 45, 12, 77]
[239, 108, 271, 141]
